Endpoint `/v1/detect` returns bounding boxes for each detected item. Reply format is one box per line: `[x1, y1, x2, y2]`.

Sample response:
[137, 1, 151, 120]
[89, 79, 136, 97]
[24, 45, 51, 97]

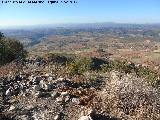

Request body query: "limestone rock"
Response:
[18, 115, 30, 120]
[72, 98, 80, 104]
[56, 97, 63, 103]
[64, 95, 70, 102]
[61, 91, 68, 97]
[9, 105, 16, 111]
[78, 116, 92, 120]
[54, 114, 60, 120]
[5, 88, 11, 96]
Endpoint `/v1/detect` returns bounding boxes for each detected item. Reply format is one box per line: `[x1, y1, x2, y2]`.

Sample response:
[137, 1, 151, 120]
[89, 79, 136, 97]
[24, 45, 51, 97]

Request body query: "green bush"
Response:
[46, 53, 75, 65]
[136, 66, 159, 86]
[68, 57, 93, 75]
[0, 32, 27, 65]
[68, 57, 107, 75]
[101, 61, 115, 72]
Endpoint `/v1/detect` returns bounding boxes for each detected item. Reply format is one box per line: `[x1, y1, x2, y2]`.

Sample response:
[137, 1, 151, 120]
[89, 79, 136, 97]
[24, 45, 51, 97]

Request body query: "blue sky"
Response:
[0, 0, 160, 26]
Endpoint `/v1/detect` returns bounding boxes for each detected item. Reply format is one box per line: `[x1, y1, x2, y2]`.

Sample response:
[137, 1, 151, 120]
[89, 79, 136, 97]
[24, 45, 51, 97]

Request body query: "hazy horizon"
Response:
[1, 22, 160, 29]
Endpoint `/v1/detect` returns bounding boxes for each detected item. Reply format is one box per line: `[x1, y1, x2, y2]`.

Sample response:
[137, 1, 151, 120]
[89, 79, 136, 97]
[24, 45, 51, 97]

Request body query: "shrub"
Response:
[46, 53, 74, 65]
[101, 61, 115, 72]
[91, 57, 107, 70]
[0, 32, 27, 65]
[68, 57, 93, 75]
[68, 57, 107, 75]
[136, 67, 159, 86]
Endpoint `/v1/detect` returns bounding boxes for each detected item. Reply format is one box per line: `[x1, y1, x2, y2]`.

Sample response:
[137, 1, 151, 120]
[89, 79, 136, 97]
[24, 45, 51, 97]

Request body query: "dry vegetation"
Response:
[1, 53, 160, 120]
[99, 71, 160, 120]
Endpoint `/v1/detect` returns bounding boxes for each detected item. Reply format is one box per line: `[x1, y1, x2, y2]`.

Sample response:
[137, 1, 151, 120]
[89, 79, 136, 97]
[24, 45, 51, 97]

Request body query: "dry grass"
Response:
[99, 71, 160, 120]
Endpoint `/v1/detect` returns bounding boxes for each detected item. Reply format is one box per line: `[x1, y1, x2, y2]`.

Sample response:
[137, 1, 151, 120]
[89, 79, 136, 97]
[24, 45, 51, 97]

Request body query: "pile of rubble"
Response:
[1, 56, 160, 120]
[0, 66, 115, 120]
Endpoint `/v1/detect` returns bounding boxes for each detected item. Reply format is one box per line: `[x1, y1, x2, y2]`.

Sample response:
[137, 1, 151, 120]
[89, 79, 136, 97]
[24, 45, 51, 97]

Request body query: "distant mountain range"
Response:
[1, 22, 160, 29]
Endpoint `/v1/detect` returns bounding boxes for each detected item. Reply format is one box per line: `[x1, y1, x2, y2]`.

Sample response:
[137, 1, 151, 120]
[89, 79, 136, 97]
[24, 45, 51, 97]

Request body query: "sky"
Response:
[0, 0, 160, 26]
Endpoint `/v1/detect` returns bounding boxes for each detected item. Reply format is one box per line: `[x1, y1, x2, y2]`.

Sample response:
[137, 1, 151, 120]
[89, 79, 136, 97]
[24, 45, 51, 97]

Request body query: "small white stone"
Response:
[45, 73, 50, 77]
[61, 91, 68, 97]
[26, 105, 34, 109]
[6, 88, 11, 96]
[65, 95, 70, 102]
[9, 105, 16, 111]
[48, 76, 53, 81]
[56, 97, 63, 103]
[78, 116, 91, 120]
[19, 115, 30, 120]
[54, 114, 60, 120]
[72, 98, 80, 104]
[39, 80, 47, 89]
[57, 77, 64, 81]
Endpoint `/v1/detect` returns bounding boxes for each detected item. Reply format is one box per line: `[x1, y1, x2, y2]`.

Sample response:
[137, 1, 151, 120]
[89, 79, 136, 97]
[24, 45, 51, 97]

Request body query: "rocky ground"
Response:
[0, 58, 160, 120]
